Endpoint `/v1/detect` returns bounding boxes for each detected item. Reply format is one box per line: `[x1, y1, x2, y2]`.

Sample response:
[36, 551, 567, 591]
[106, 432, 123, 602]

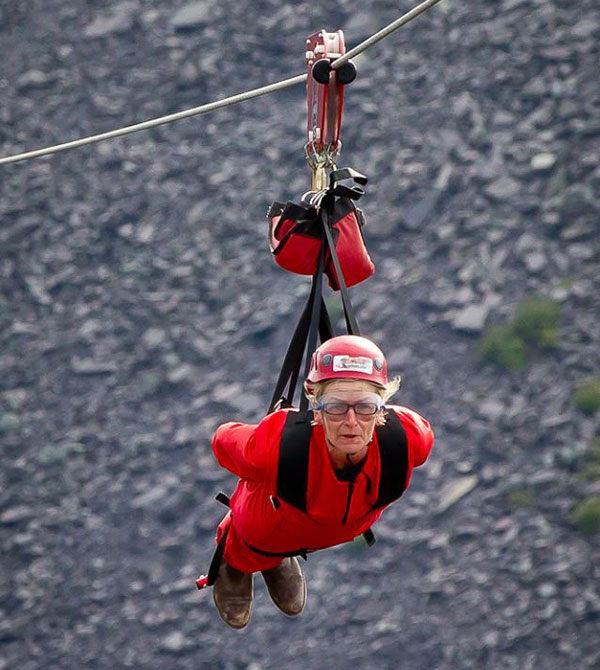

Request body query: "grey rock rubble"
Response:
[1, 0, 599, 669]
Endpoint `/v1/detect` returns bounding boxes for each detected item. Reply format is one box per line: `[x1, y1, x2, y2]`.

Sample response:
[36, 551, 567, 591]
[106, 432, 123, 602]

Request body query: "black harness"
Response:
[272, 408, 409, 550]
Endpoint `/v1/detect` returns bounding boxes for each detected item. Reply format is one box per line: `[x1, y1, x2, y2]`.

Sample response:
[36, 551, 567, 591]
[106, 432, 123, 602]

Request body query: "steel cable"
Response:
[0, 0, 444, 166]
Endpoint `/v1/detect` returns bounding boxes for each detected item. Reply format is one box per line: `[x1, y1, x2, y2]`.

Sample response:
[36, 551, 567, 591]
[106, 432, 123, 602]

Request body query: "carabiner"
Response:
[305, 29, 356, 176]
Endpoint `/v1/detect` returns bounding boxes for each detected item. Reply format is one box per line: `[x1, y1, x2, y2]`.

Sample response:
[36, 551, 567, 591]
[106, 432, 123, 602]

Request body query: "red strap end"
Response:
[196, 575, 209, 590]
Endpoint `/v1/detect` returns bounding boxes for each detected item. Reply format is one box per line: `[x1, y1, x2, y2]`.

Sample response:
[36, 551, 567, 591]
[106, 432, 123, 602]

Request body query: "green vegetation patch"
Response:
[572, 497, 600, 536]
[479, 295, 561, 372]
[480, 324, 526, 371]
[513, 296, 560, 350]
[574, 379, 600, 416]
[578, 439, 600, 482]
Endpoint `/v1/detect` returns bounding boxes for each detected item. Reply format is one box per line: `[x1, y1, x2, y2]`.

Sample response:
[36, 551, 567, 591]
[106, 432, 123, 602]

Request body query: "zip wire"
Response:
[0, 0, 444, 166]
[0, 74, 307, 166]
[332, 0, 445, 69]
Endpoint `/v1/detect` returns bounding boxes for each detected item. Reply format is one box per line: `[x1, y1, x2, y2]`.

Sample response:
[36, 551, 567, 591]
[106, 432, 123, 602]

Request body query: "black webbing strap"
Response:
[322, 194, 360, 336]
[203, 492, 233, 586]
[286, 302, 334, 406]
[267, 290, 316, 412]
[215, 491, 231, 507]
[276, 409, 313, 512]
[243, 540, 310, 561]
[330, 167, 368, 184]
[206, 518, 230, 586]
[297, 243, 326, 415]
[268, 244, 335, 414]
[362, 528, 376, 547]
[371, 410, 409, 509]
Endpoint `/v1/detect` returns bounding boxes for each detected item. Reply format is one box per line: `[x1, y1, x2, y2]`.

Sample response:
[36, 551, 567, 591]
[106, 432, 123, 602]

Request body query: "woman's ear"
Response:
[312, 409, 323, 425]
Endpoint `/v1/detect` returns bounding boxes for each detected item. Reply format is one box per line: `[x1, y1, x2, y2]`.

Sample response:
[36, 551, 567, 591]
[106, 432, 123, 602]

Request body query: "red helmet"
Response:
[306, 335, 388, 387]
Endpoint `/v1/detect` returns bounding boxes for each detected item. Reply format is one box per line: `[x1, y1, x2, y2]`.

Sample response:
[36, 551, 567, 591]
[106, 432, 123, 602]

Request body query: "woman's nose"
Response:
[343, 407, 359, 423]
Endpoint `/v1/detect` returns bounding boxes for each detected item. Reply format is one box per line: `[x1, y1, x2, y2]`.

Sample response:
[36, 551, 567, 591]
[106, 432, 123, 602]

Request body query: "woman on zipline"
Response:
[208, 334, 433, 628]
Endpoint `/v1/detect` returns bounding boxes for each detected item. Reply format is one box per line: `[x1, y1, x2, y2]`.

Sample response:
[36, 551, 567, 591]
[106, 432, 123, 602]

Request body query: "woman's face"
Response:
[314, 380, 383, 463]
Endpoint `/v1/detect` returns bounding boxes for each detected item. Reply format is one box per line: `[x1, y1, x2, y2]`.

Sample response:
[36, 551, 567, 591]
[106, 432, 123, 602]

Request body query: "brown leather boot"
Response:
[213, 562, 253, 629]
[261, 557, 306, 616]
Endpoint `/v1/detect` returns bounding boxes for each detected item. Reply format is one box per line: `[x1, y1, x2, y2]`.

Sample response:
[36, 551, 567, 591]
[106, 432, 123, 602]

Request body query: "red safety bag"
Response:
[267, 195, 375, 290]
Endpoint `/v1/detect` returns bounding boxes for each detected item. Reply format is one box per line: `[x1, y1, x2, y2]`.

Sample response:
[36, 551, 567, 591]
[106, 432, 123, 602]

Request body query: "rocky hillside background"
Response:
[1, 0, 599, 668]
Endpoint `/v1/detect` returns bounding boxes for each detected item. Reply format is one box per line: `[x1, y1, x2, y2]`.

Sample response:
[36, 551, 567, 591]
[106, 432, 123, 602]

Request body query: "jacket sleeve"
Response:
[211, 411, 286, 483]
[391, 406, 434, 468]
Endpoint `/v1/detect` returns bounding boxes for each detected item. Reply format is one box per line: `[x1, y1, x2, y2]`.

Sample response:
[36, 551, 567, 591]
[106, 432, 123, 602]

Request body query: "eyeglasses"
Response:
[315, 399, 382, 417]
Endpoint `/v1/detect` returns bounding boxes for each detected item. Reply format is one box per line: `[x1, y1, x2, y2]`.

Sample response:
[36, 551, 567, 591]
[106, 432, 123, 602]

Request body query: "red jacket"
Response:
[212, 406, 433, 560]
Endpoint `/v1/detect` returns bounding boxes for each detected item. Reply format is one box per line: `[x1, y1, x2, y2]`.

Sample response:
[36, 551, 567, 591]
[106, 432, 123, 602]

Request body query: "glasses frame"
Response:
[315, 400, 383, 418]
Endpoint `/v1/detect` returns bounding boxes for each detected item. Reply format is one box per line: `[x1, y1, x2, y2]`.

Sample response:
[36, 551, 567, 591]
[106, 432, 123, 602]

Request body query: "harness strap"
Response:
[203, 517, 230, 587]
[215, 491, 231, 507]
[268, 243, 334, 414]
[288, 300, 334, 407]
[298, 242, 326, 416]
[276, 410, 313, 512]
[371, 410, 409, 509]
[321, 192, 360, 336]
[268, 295, 335, 412]
[330, 167, 368, 187]
[243, 540, 310, 561]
